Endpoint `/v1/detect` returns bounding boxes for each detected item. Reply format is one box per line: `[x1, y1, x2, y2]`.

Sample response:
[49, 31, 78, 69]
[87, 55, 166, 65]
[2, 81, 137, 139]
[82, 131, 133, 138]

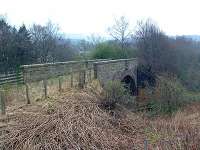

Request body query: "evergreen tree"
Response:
[0, 18, 14, 73]
[16, 24, 34, 65]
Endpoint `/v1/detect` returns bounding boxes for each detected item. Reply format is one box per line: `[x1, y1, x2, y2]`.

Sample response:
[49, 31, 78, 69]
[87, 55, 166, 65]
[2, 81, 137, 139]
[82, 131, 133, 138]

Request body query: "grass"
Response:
[0, 90, 146, 149]
[0, 77, 200, 149]
[145, 104, 200, 149]
[0, 70, 94, 108]
[0, 85, 200, 149]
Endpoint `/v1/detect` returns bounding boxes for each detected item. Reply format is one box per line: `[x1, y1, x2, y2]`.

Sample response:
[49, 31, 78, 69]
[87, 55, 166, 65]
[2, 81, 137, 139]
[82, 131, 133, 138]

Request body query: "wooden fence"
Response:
[0, 72, 24, 86]
[0, 72, 24, 115]
[0, 59, 107, 115]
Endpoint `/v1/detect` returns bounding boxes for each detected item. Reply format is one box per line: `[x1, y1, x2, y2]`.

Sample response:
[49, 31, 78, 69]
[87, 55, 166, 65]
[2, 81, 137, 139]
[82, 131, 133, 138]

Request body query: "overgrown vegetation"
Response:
[146, 76, 186, 115]
[90, 42, 137, 59]
[1, 89, 200, 150]
[0, 90, 146, 150]
[135, 19, 200, 92]
[101, 81, 133, 110]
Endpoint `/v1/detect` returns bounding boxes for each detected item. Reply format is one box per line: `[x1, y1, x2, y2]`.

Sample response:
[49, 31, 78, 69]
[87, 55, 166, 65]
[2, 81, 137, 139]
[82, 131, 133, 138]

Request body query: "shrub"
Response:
[102, 81, 133, 110]
[147, 76, 185, 115]
[90, 42, 138, 59]
[180, 69, 200, 92]
[137, 64, 156, 88]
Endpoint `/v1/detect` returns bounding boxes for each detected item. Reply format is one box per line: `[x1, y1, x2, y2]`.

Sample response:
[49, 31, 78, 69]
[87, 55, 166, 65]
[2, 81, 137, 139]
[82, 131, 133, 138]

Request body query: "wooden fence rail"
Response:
[0, 60, 107, 115]
[0, 72, 24, 86]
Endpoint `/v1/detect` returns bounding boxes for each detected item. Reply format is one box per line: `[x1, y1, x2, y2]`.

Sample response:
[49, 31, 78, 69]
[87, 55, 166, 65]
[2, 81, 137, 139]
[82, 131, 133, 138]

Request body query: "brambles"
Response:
[146, 76, 185, 115]
[145, 105, 200, 149]
[101, 81, 134, 110]
[0, 89, 200, 149]
[0, 90, 145, 150]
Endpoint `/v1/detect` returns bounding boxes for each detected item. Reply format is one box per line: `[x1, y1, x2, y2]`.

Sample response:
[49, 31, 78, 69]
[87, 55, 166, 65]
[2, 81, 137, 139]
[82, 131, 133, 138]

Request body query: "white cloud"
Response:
[0, 0, 199, 35]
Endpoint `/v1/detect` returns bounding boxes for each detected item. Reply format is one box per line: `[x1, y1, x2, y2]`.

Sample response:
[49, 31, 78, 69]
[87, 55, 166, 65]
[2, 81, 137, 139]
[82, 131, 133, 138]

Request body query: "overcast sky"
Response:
[0, 0, 200, 36]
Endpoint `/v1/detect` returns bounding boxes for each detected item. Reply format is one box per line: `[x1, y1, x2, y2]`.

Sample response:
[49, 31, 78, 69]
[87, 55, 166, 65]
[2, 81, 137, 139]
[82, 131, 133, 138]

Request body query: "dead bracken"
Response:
[0, 89, 200, 150]
[0, 90, 146, 150]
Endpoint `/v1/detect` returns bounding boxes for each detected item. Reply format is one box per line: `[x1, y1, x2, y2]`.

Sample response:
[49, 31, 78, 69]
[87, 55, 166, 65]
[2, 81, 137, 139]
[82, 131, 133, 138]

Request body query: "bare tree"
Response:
[30, 21, 60, 63]
[135, 19, 176, 74]
[87, 34, 104, 46]
[108, 16, 132, 57]
[30, 21, 77, 63]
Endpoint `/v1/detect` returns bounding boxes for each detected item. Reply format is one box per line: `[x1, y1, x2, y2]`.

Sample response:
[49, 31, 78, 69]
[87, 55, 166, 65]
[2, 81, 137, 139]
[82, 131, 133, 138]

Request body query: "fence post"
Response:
[0, 90, 6, 115]
[89, 69, 92, 82]
[144, 139, 148, 150]
[83, 69, 86, 85]
[78, 69, 86, 89]
[93, 63, 98, 79]
[85, 60, 89, 82]
[43, 79, 47, 98]
[70, 68, 73, 87]
[25, 84, 30, 104]
[125, 59, 128, 70]
[78, 71, 83, 88]
[58, 77, 62, 92]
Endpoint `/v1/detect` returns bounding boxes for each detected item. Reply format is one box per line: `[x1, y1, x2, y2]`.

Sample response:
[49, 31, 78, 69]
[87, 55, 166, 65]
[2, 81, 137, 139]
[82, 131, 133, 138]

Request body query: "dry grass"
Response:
[145, 103, 200, 150]
[0, 82, 200, 149]
[0, 89, 146, 150]
[2, 69, 95, 106]
[0, 72, 83, 107]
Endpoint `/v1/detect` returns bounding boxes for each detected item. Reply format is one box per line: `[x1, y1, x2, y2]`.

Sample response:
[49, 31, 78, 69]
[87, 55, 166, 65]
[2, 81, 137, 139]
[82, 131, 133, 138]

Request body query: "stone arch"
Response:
[112, 69, 137, 95]
[121, 75, 136, 95]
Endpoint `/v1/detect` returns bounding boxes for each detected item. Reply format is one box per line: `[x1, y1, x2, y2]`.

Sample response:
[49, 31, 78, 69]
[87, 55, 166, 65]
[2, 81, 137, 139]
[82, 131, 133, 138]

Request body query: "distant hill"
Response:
[66, 33, 88, 40]
[179, 35, 200, 41]
[66, 33, 111, 42]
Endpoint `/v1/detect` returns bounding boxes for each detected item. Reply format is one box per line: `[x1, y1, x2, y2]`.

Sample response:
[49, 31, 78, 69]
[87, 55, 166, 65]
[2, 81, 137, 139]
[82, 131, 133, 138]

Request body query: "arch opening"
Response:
[121, 75, 136, 96]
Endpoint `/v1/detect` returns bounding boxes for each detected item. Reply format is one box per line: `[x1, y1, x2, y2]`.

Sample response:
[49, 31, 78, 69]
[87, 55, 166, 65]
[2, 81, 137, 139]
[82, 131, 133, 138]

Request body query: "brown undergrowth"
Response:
[145, 103, 200, 150]
[0, 86, 200, 149]
[0, 89, 146, 150]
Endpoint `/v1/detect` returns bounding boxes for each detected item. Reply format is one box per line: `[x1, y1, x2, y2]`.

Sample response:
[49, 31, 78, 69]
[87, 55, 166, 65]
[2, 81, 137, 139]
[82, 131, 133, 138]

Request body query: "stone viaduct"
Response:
[21, 58, 138, 96]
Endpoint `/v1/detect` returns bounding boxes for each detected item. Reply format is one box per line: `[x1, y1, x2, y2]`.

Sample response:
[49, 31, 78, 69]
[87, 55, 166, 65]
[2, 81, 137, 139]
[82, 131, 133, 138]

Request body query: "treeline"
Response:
[0, 17, 78, 74]
[90, 17, 200, 91]
[135, 19, 200, 91]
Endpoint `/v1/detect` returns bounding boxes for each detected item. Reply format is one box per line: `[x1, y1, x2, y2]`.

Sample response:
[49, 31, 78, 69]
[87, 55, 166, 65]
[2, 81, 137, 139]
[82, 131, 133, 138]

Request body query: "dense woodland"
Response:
[1, 16, 200, 92]
[0, 17, 78, 73]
